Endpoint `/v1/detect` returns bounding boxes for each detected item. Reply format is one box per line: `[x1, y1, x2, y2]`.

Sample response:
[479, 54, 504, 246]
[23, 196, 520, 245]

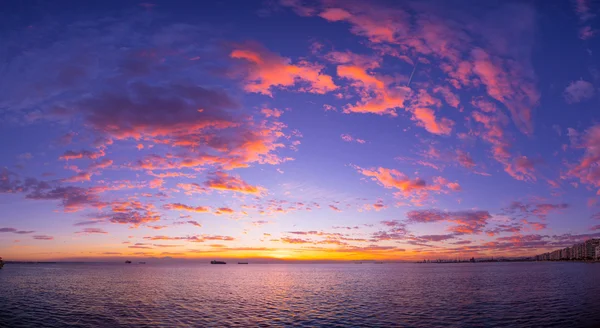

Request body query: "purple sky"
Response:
[1, 0, 599, 261]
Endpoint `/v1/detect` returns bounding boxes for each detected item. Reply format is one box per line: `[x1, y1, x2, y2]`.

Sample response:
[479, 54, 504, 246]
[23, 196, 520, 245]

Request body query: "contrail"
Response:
[407, 62, 418, 87]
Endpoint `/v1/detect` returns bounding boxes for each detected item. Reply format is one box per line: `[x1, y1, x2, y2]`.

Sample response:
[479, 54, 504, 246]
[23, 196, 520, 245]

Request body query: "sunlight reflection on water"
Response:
[1, 262, 599, 327]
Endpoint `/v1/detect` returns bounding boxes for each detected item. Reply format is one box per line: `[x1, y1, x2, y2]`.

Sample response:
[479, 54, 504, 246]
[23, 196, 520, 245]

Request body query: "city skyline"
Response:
[1, 0, 600, 261]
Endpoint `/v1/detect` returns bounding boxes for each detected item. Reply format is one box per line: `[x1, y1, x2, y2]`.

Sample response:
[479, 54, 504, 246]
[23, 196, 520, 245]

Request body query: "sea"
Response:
[1, 262, 599, 327]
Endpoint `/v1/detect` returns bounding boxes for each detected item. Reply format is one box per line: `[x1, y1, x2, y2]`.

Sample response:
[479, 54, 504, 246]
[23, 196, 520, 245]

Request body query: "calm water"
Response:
[0, 262, 599, 327]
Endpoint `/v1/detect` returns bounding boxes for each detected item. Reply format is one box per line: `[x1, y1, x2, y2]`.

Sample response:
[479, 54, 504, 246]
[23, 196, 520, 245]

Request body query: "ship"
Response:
[0, 257, 4, 269]
[125, 260, 132, 264]
[210, 260, 226, 264]
[238, 262, 248, 264]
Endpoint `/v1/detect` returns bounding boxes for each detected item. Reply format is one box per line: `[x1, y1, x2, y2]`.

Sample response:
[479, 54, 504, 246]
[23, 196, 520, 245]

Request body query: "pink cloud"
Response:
[63, 172, 92, 183]
[204, 171, 266, 195]
[579, 26, 597, 40]
[354, 165, 460, 204]
[566, 124, 600, 192]
[456, 150, 476, 169]
[340, 134, 366, 144]
[329, 205, 342, 212]
[336, 64, 407, 116]
[33, 235, 54, 240]
[564, 80, 595, 103]
[407, 209, 492, 235]
[59, 149, 105, 161]
[164, 203, 210, 213]
[76, 228, 108, 234]
[471, 48, 538, 134]
[230, 43, 337, 96]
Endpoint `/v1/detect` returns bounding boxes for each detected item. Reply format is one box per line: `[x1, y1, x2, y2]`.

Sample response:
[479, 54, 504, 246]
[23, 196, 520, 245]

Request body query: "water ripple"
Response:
[1, 262, 599, 327]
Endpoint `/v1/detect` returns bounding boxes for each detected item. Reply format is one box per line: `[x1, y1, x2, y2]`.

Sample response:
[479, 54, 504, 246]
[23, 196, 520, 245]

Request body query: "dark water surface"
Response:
[1, 262, 599, 327]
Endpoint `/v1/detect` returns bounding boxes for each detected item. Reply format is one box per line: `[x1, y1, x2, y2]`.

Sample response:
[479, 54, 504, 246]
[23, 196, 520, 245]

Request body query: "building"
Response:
[534, 239, 600, 261]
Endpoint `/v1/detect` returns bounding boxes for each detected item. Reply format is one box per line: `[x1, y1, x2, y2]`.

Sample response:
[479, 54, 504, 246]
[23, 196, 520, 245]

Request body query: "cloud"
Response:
[281, 237, 312, 244]
[204, 171, 266, 195]
[0, 227, 35, 234]
[485, 223, 522, 236]
[502, 201, 569, 219]
[76, 228, 108, 234]
[456, 150, 476, 169]
[187, 221, 202, 228]
[59, 149, 105, 161]
[340, 134, 366, 144]
[88, 159, 113, 171]
[283, 0, 540, 134]
[573, 0, 597, 39]
[177, 183, 209, 195]
[406, 209, 492, 235]
[354, 165, 460, 204]
[361, 199, 386, 211]
[504, 156, 537, 182]
[32, 235, 54, 240]
[564, 80, 595, 103]
[579, 26, 597, 40]
[261, 108, 284, 118]
[335, 63, 408, 116]
[329, 205, 342, 212]
[407, 90, 454, 135]
[63, 172, 93, 183]
[2, 19, 299, 178]
[414, 234, 456, 242]
[470, 48, 538, 134]
[566, 124, 600, 192]
[214, 207, 236, 216]
[164, 203, 210, 213]
[470, 100, 535, 181]
[26, 185, 102, 213]
[230, 42, 337, 96]
[143, 234, 234, 242]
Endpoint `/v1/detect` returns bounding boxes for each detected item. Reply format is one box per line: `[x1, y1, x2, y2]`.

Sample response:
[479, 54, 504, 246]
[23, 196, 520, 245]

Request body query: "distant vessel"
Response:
[211, 260, 226, 264]
[125, 260, 132, 264]
[0, 257, 4, 269]
[238, 262, 248, 264]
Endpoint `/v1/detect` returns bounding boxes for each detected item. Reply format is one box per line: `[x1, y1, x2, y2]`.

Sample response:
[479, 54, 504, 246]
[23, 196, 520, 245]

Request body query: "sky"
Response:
[1, 0, 600, 262]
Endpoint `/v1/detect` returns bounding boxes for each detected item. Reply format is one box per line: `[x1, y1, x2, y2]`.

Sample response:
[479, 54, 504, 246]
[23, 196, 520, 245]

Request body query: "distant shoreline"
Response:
[2, 260, 599, 265]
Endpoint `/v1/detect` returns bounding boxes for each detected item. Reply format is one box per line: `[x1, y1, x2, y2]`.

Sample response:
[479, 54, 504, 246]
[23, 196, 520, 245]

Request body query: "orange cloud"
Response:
[231, 43, 337, 96]
[59, 149, 105, 160]
[204, 171, 266, 195]
[340, 134, 366, 144]
[354, 165, 460, 205]
[164, 203, 210, 213]
[336, 64, 407, 116]
[63, 172, 92, 183]
[176, 183, 209, 195]
[407, 90, 454, 135]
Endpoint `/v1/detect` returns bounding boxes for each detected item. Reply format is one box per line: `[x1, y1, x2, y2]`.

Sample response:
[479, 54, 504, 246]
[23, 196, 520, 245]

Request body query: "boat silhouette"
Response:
[210, 260, 226, 264]
[125, 260, 132, 264]
[238, 262, 248, 264]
